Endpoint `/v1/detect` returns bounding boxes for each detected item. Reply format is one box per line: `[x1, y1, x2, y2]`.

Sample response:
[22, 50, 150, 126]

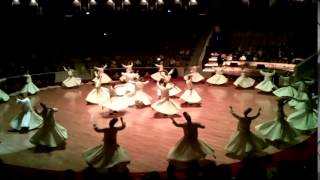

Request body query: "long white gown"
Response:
[273, 75, 297, 98]
[0, 78, 9, 102]
[10, 97, 43, 131]
[180, 78, 201, 104]
[20, 74, 40, 95]
[30, 106, 68, 147]
[225, 110, 267, 159]
[151, 82, 181, 115]
[288, 80, 314, 108]
[86, 78, 110, 105]
[115, 72, 139, 96]
[255, 70, 277, 92]
[151, 63, 165, 81]
[62, 67, 82, 88]
[233, 69, 255, 88]
[83, 122, 130, 172]
[184, 66, 205, 83]
[101, 87, 129, 112]
[119, 62, 134, 81]
[132, 80, 152, 106]
[206, 67, 228, 85]
[92, 65, 112, 84]
[167, 122, 215, 162]
[157, 70, 181, 97]
[255, 99, 300, 144]
[287, 95, 318, 131]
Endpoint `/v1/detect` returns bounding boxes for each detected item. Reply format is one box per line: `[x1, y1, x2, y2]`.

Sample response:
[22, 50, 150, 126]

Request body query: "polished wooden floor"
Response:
[0, 79, 309, 172]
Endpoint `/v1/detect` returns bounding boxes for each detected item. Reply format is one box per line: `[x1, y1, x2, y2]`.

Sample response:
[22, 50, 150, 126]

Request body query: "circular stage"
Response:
[0, 79, 310, 172]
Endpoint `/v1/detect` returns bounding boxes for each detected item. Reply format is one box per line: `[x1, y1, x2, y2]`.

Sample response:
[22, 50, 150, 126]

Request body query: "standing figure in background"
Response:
[20, 72, 40, 95]
[180, 75, 201, 105]
[82, 117, 130, 173]
[255, 69, 277, 92]
[0, 78, 9, 102]
[93, 64, 112, 84]
[62, 66, 82, 88]
[255, 97, 300, 146]
[151, 60, 165, 81]
[184, 66, 204, 83]
[157, 69, 181, 97]
[233, 67, 255, 88]
[151, 80, 181, 116]
[30, 103, 68, 148]
[86, 75, 110, 105]
[9, 93, 43, 133]
[206, 66, 228, 85]
[225, 107, 267, 159]
[167, 112, 215, 166]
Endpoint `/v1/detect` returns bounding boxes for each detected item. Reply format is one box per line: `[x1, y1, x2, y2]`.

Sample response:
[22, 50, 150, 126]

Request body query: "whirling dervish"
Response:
[151, 79, 181, 116]
[255, 69, 277, 92]
[82, 116, 130, 173]
[206, 66, 228, 85]
[151, 60, 165, 81]
[100, 85, 129, 115]
[9, 93, 43, 133]
[86, 74, 110, 105]
[225, 106, 267, 159]
[0, 78, 10, 102]
[288, 79, 314, 108]
[62, 66, 82, 88]
[184, 66, 204, 83]
[167, 112, 215, 166]
[287, 93, 318, 132]
[20, 71, 40, 95]
[180, 75, 201, 105]
[92, 64, 112, 84]
[233, 66, 255, 88]
[131, 77, 152, 107]
[30, 103, 68, 148]
[157, 69, 181, 97]
[255, 97, 300, 145]
[120, 61, 134, 82]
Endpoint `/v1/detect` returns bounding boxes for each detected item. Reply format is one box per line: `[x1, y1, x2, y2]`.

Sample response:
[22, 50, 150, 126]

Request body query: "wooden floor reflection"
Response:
[0, 79, 308, 172]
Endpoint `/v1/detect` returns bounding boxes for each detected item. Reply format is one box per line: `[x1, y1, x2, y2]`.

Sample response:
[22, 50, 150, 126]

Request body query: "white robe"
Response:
[10, 97, 43, 130]
[20, 74, 40, 95]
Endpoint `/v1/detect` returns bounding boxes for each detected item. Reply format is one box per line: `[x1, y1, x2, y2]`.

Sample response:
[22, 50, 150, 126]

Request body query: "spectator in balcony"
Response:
[9, 93, 43, 133]
[0, 78, 9, 102]
[62, 66, 82, 88]
[30, 103, 68, 148]
[225, 106, 267, 159]
[82, 117, 130, 173]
